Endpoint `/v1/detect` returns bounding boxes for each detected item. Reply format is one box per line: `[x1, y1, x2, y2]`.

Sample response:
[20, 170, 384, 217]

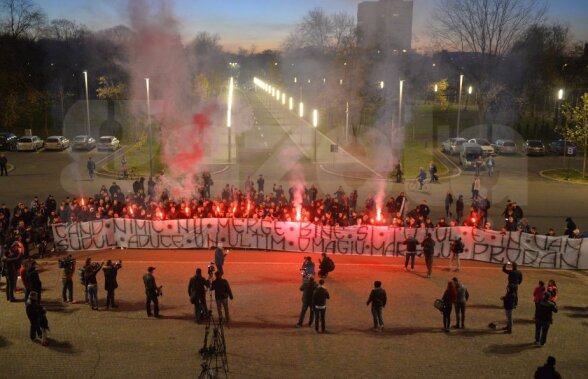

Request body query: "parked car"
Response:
[98, 136, 120, 151]
[441, 137, 467, 155]
[549, 140, 577, 156]
[522, 140, 545, 156]
[72, 135, 96, 151]
[460, 143, 484, 169]
[468, 138, 495, 156]
[44, 136, 70, 151]
[492, 139, 517, 155]
[0, 132, 18, 151]
[16, 136, 44, 151]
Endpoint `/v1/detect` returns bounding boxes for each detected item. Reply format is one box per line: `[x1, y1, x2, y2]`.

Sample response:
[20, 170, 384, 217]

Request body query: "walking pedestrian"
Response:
[472, 176, 481, 198]
[214, 244, 227, 276]
[441, 281, 457, 332]
[211, 271, 233, 324]
[486, 156, 495, 176]
[501, 284, 517, 334]
[0, 153, 8, 176]
[313, 279, 330, 333]
[421, 233, 435, 278]
[143, 266, 161, 318]
[366, 281, 387, 331]
[296, 275, 317, 328]
[402, 235, 419, 271]
[502, 261, 523, 306]
[87, 157, 96, 180]
[26, 291, 49, 346]
[102, 260, 121, 309]
[429, 161, 439, 182]
[448, 237, 464, 272]
[452, 277, 469, 329]
[535, 292, 558, 346]
[188, 268, 209, 323]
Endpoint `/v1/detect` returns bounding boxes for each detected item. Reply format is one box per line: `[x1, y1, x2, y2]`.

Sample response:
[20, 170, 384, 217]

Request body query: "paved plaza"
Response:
[1, 250, 587, 378]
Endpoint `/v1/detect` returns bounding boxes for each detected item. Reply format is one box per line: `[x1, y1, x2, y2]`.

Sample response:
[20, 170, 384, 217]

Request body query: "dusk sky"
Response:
[42, 0, 588, 52]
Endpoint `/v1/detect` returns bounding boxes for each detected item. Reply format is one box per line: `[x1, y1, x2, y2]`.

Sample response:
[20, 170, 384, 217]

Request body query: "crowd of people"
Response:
[1, 172, 582, 265]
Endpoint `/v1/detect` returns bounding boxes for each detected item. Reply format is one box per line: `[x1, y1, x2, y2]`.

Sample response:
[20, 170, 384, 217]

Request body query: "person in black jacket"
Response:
[296, 275, 317, 328]
[26, 291, 49, 346]
[188, 268, 209, 323]
[102, 260, 121, 309]
[502, 261, 523, 306]
[312, 279, 330, 333]
[535, 292, 558, 346]
[2, 247, 21, 301]
[449, 237, 464, 272]
[534, 356, 561, 379]
[211, 272, 233, 323]
[402, 236, 419, 271]
[26, 260, 42, 302]
[366, 281, 387, 331]
[85, 262, 103, 310]
[143, 266, 161, 317]
[501, 284, 517, 333]
[318, 253, 335, 278]
[421, 233, 436, 278]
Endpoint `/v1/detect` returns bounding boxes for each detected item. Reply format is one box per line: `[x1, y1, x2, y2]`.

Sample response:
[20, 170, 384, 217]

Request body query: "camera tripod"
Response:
[198, 280, 229, 378]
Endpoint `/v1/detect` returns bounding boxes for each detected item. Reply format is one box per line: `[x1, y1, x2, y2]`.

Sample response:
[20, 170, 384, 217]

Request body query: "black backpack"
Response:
[326, 257, 335, 272]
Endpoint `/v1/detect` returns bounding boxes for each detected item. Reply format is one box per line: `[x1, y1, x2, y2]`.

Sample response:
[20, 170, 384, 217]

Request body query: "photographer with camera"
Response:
[188, 268, 209, 323]
[143, 266, 162, 318]
[102, 260, 122, 309]
[211, 271, 233, 324]
[502, 260, 523, 307]
[85, 261, 103, 310]
[59, 254, 76, 303]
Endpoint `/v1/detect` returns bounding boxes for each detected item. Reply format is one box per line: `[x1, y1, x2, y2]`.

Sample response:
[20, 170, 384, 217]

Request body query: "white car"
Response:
[98, 136, 120, 151]
[441, 138, 467, 155]
[492, 139, 517, 155]
[16, 136, 44, 151]
[44, 136, 70, 151]
[468, 138, 495, 156]
[72, 135, 96, 151]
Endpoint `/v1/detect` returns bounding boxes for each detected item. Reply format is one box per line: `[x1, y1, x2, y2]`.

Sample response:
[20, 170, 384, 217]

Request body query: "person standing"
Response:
[188, 268, 209, 323]
[535, 292, 558, 346]
[0, 153, 8, 176]
[26, 260, 42, 303]
[102, 260, 121, 309]
[452, 277, 469, 329]
[85, 262, 103, 310]
[257, 174, 265, 193]
[502, 261, 523, 306]
[313, 279, 330, 333]
[214, 244, 227, 276]
[501, 284, 517, 334]
[444, 192, 453, 218]
[87, 157, 96, 180]
[534, 356, 561, 379]
[301, 256, 315, 278]
[402, 235, 419, 272]
[421, 233, 435, 278]
[59, 255, 76, 303]
[486, 155, 495, 177]
[472, 176, 481, 198]
[441, 281, 457, 332]
[143, 266, 161, 317]
[318, 253, 335, 278]
[456, 195, 464, 223]
[26, 291, 49, 346]
[211, 272, 233, 324]
[296, 275, 317, 328]
[532, 281, 546, 320]
[546, 279, 558, 302]
[2, 246, 21, 301]
[366, 281, 387, 331]
[429, 161, 439, 183]
[448, 237, 464, 272]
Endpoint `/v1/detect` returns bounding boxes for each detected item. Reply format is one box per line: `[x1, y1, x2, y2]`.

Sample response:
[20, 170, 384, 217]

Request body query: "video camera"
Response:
[207, 262, 216, 277]
[58, 257, 76, 269]
[113, 260, 122, 269]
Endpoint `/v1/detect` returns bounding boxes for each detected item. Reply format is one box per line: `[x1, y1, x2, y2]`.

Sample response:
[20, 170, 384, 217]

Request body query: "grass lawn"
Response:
[105, 141, 165, 176]
[542, 168, 588, 184]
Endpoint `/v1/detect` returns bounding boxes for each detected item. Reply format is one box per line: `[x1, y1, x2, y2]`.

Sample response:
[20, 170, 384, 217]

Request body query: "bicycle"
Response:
[408, 179, 430, 192]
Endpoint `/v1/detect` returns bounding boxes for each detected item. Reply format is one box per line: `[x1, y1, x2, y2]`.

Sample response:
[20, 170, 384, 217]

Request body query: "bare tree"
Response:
[0, 0, 46, 38]
[432, 0, 548, 122]
[43, 18, 87, 41]
[299, 7, 334, 51]
[331, 11, 356, 54]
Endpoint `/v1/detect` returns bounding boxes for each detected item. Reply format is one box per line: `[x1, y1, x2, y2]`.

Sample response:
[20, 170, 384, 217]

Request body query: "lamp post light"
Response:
[313, 109, 318, 162]
[145, 78, 153, 177]
[379, 81, 385, 89]
[456, 74, 464, 137]
[83, 71, 91, 137]
[289, 97, 293, 111]
[466, 85, 473, 110]
[227, 76, 234, 163]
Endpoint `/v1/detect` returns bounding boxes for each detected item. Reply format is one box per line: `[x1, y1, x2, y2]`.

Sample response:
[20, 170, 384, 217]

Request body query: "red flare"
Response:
[296, 208, 301, 222]
[158, 211, 164, 219]
[81, 198, 85, 206]
[471, 217, 477, 225]
[185, 206, 190, 215]
[129, 207, 134, 216]
[216, 206, 221, 215]
[376, 208, 382, 222]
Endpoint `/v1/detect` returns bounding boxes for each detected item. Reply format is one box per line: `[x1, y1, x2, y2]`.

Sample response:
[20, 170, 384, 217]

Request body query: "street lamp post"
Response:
[398, 80, 405, 139]
[456, 74, 464, 137]
[83, 71, 91, 136]
[313, 109, 318, 162]
[145, 78, 153, 177]
[227, 77, 234, 163]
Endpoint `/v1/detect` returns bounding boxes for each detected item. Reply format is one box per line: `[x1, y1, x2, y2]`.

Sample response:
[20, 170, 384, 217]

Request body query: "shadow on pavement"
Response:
[562, 305, 588, 319]
[349, 326, 442, 336]
[44, 300, 80, 314]
[483, 342, 538, 355]
[0, 336, 10, 348]
[468, 303, 503, 309]
[447, 328, 502, 338]
[513, 318, 535, 324]
[228, 320, 297, 330]
[45, 338, 79, 354]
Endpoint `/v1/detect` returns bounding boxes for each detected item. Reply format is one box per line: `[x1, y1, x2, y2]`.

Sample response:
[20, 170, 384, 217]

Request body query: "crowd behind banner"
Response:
[51, 219, 588, 269]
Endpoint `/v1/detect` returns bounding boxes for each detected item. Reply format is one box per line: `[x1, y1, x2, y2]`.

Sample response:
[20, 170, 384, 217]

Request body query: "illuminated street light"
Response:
[434, 84, 438, 93]
[289, 97, 293, 110]
[457, 74, 464, 137]
[282, 93, 286, 105]
[83, 71, 91, 136]
[294, 77, 297, 84]
[558, 88, 564, 100]
[340, 79, 343, 85]
[299, 102, 304, 118]
[379, 81, 385, 89]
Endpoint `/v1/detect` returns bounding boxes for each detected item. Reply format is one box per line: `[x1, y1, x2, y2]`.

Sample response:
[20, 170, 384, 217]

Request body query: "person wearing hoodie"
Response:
[26, 260, 42, 303]
[102, 260, 121, 309]
[366, 281, 387, 331]
[26, 291, 49, 346]
[535, 292, 558, 346]
[296, 275, 317, 328]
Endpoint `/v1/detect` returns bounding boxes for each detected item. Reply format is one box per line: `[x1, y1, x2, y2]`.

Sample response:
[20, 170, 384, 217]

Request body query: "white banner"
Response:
[52, 219, 588, 269]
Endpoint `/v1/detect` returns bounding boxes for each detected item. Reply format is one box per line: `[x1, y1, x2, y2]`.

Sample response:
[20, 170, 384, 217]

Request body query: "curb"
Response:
[539, 169, 588, 185]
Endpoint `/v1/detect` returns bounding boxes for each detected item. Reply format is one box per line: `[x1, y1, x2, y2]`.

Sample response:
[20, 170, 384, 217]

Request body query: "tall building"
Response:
[357, 0, 413, 52]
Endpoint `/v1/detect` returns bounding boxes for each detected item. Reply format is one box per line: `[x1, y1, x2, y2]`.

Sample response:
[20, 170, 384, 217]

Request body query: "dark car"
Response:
[0, 132, 17, 151]
[549, 140, 577, 156]
[522, 140, 546, 156]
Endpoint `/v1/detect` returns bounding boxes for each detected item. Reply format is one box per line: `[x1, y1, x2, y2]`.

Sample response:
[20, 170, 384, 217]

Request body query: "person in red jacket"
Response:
[532, 281, 545, 320]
